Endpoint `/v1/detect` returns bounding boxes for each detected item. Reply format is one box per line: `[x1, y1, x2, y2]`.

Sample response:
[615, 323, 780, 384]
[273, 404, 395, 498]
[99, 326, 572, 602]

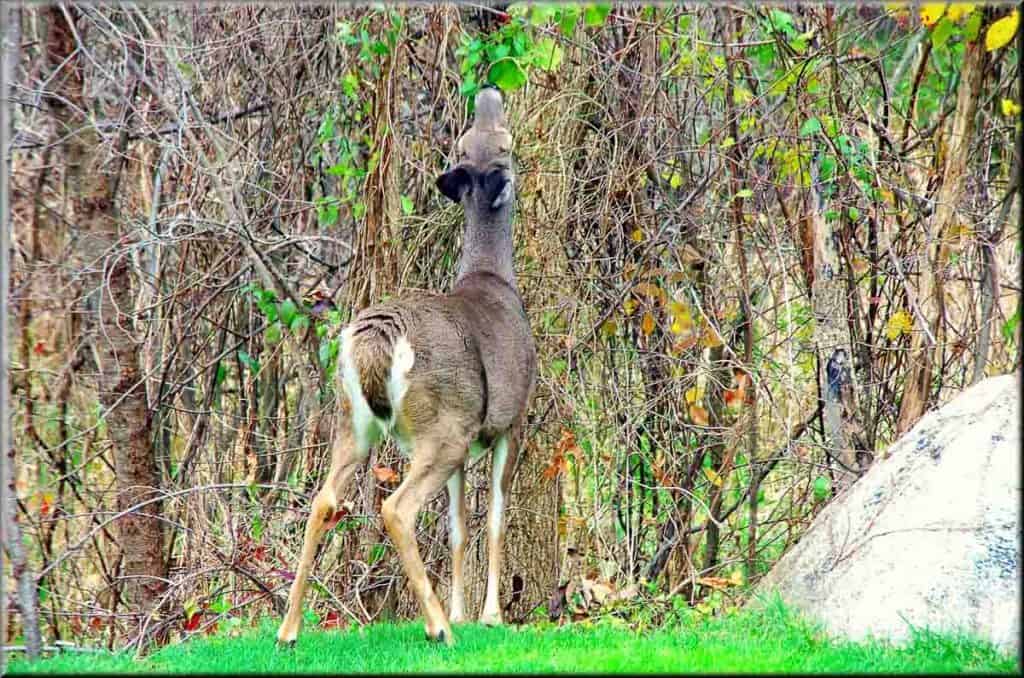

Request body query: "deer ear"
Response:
[436, 167, 471, 203]
[483, 170, 514, 209]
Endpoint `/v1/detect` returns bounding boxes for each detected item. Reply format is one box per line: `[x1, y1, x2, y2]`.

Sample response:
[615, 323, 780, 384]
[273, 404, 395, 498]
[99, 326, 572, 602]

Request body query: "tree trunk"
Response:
[348, 19, 403, 311]
[808, 187, 863, 491]
[808, 6, 866, 492]
[2, 9, 43, 662]
[897, 28, 987, 434]
[45, 7, 167, 626]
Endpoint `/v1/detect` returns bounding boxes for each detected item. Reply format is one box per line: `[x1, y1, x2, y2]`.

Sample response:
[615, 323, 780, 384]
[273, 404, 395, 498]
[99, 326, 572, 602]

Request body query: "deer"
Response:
[276, 86, 536, 647]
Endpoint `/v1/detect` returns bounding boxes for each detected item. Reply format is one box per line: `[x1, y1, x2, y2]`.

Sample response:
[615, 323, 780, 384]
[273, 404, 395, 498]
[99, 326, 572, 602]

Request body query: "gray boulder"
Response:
[754, 373, 1020, 652]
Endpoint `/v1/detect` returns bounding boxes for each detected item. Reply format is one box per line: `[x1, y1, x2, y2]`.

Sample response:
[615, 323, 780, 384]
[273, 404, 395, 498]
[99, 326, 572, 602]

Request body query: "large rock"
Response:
[754, 373, 1021, 652]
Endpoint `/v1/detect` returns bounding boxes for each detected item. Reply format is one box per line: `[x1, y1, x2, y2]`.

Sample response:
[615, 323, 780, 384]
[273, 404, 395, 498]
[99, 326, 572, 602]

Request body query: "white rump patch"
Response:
[339, 325, 376, 452]
[338, 327, 416, 455]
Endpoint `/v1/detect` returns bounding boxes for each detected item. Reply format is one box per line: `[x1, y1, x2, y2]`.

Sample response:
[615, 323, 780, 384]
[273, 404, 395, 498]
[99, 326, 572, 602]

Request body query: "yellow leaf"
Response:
[601, 320, 618, 337]
[631, 228, 644, 243]
[885, 2, 908, 17]
[641, 312, 656, 336]
[1001, 98, 1022, 117]
[885, 310, 913, 340]
[729, 570, 744, 586]
[623, 298, 637, 316]
[920, 3, 947, 27]
[945, 3, 974, 22]
[732, 85, 753, 105]
[669, 173, 683, 189]
[700, 327, 724, 348]
[685, 386, 704, 404]
[703, 466, 722, 486]
[986, 10, 1019, 52]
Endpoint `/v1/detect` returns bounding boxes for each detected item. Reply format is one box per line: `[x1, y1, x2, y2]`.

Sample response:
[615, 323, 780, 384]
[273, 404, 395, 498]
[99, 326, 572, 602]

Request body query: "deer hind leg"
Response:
[446, 464, 467, 623]
[381, 432, 467, 645]
[480, 429, 519, 626]
[277, 424, 367, 645]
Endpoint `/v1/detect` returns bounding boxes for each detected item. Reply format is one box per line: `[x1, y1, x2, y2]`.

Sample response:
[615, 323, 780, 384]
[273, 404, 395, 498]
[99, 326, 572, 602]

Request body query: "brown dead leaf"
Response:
[689, 404, 710, 426]
[372, 465, 400, 485]
[696, 576, 734, 590]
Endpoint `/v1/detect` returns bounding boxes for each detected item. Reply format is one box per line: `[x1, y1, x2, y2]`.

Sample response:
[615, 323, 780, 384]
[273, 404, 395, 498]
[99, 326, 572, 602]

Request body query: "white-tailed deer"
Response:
[277, 87, 536, 646]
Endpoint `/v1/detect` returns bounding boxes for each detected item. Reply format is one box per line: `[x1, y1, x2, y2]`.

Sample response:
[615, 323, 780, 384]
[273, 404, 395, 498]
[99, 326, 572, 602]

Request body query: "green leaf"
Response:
[550, 358, 567, 376]
[530, 4, 558, 25]
[559, 5, 580, 35]
[211, 595, 230, 615]
[238, 350, 259, 372]
[400, 194, 414, 216]
[931, 17, 956, 49]
[819, 154, 837, 182]
[290, 314, 310, 334]
[319, 338, 340, 367]
[342, 72, 359, 97]
[800, 117, 822, 136]
[488, 58, 528, 91]
[264, 322, 283, 345]
[767, 9, 796, 37]
[318, 201, 339, 227]
[215, 362, 228, 386]
[278, 299, 298, 327]
[368, 543, 386, 565]
[1002, 305, 1021, 343]
[735, 188, 754, 199]
[532, 37, 564, 72]
[252, 514, 264, 541]
[813, 476, 831, 502]
[963, 10, 983, 41]
[584, 3, 611, 27]
[847, 207, 860, 221]
[459, 77, 479, 98]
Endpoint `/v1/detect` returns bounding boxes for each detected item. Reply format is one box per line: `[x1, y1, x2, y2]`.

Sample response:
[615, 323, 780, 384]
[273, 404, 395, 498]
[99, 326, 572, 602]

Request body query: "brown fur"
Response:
[278, 87, 536, 647]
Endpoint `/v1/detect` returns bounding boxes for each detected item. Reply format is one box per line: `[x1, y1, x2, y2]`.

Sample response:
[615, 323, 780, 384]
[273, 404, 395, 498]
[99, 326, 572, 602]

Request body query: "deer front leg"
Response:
[446, 465, 467, 623]
[277, 428, 365, 645]
[480, 433, 517, 626]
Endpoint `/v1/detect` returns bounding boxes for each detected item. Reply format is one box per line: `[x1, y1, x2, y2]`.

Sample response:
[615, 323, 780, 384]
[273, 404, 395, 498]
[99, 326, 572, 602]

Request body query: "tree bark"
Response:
[349, 18, 403, 311]
[2, 7, 43, 663]
[45, 7, 167, 625]
[808, 7, 866, 492]
[897, 28, 987, 433]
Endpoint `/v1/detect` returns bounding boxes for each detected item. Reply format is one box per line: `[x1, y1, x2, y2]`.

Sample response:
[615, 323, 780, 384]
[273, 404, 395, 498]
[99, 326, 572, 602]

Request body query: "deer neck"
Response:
[455, 203, 515, 289]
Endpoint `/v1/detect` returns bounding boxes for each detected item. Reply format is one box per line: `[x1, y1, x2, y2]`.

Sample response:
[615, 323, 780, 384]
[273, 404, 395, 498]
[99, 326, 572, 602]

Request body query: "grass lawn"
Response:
[6, 602, 1019, 674]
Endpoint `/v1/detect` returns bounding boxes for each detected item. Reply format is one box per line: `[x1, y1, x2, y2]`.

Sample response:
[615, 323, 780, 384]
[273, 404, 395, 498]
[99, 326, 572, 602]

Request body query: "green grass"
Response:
[7, 602, 1019, 674]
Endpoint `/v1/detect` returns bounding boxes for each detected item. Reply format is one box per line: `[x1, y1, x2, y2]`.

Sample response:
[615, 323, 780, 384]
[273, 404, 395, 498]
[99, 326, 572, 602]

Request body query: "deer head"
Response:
[436, 86, 515, 212]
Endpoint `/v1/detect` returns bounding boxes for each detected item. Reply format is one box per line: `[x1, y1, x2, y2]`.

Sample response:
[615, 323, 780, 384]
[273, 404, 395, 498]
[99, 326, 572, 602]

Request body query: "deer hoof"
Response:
[478, 612, 503, 627]
[276, 625, 298, 647]
[425, 625, 454, 646]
